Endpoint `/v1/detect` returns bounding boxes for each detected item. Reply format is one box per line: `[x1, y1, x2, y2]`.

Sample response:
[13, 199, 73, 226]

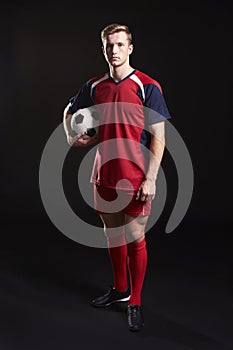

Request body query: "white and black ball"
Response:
[70, 107, 99, 139]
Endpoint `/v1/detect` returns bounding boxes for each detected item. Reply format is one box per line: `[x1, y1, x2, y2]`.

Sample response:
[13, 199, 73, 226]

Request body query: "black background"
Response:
[0, 1, 233, 349]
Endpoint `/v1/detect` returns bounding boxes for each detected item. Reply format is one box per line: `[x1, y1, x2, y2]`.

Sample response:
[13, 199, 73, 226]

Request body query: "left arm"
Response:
[137, 121, 165, 201]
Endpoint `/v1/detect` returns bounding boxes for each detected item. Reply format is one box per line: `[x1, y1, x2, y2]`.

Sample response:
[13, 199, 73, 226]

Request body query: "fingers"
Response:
[140, 193, 148, 202]
[67, 132, 88, 147]
[74, 138, 88, 147]
[136, 188, 156, 202]
[137, 188, 148, 202]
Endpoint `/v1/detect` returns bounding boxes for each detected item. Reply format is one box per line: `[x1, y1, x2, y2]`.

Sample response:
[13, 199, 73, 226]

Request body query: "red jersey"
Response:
[69, 69, 171, 190]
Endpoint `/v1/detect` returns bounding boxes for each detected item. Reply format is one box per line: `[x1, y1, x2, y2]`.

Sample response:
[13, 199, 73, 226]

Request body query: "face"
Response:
[102, 31, 133, 68]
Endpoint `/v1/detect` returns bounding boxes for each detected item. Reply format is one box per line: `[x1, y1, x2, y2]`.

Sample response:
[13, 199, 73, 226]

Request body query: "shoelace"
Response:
[104, 287, 112, 297]
[129, 306, 139, 319]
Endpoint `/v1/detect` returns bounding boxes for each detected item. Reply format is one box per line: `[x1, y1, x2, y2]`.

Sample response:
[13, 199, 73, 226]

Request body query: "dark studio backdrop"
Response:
[0, 1, 232, 349]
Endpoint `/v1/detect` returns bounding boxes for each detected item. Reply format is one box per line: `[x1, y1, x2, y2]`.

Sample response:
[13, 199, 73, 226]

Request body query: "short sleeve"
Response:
[144, 83, 172, 124]
[69, 81, 94, 114]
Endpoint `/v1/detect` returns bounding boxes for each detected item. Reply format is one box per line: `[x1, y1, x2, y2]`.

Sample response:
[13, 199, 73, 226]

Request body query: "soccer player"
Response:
[63, 23, 171, 332]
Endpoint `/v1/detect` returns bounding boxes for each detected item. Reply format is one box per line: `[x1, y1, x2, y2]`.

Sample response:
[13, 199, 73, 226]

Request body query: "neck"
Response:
[109, 64, 134, 82]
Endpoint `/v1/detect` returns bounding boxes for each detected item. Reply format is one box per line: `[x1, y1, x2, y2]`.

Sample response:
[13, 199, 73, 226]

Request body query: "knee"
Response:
[125, 230, 145, 243]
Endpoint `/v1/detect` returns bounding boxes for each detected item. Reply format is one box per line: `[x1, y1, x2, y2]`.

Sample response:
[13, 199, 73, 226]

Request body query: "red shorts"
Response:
[94, 185, 151, 217]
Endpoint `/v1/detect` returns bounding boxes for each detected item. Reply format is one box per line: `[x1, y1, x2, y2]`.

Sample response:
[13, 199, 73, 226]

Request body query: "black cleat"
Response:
[127, 304, 144, 332]
[91, 286, 130, 308]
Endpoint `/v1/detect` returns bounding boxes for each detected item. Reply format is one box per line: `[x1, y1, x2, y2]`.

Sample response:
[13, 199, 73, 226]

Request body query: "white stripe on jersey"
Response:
[129, 74, 145, 102]
[90, 74, 109, 97]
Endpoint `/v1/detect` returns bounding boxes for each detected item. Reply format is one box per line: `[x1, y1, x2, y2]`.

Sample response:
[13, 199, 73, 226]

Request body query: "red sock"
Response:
[107, 234, 128, 292]
[127, 238, 148, 306]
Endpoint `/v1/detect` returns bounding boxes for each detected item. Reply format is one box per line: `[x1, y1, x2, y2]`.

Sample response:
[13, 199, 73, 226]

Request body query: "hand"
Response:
[136, 179, 156, 202]
[67, 132, 97, 147]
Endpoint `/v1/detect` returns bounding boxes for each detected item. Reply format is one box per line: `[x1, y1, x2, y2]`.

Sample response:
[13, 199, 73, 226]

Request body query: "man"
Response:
[63, 23, 171, 332]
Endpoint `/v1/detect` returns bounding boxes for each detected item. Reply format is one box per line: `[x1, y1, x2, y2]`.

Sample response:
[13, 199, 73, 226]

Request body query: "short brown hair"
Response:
[101, 23, 132, 45]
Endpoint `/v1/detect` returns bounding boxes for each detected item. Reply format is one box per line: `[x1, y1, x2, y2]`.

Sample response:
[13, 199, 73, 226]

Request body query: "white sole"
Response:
[106, 295, 130, 306]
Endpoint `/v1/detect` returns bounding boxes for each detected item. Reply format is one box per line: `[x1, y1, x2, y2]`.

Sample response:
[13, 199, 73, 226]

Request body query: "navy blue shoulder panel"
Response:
[144, 83, 171, 124]
[69, 80, 94, 114]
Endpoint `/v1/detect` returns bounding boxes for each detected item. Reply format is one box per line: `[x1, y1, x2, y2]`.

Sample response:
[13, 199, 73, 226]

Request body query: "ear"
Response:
[128, 44, 134, 55]
[102, 45, 106, 55]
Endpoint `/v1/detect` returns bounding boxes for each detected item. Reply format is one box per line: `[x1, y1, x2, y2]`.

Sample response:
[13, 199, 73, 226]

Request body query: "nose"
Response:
[112, 44, 118, 54]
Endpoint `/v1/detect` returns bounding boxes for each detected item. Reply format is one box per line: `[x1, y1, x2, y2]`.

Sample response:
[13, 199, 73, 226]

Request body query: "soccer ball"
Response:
[70, 107, 99, 139]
